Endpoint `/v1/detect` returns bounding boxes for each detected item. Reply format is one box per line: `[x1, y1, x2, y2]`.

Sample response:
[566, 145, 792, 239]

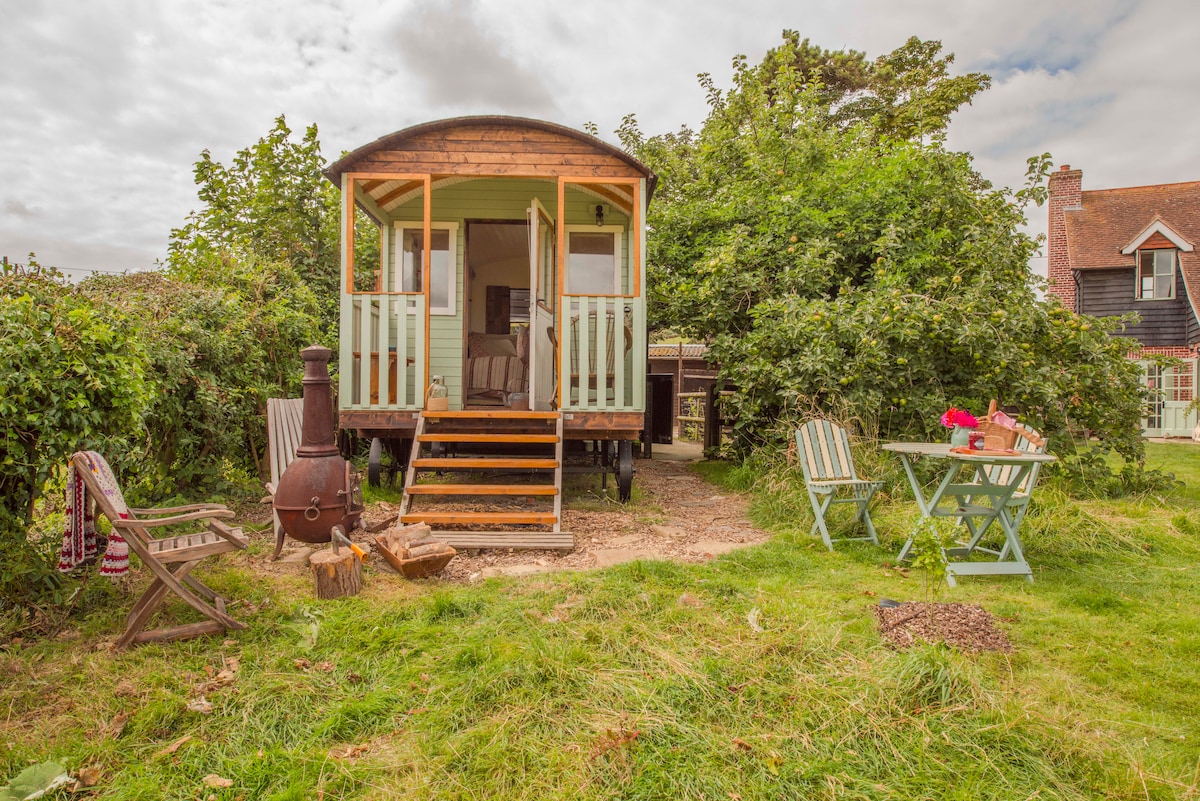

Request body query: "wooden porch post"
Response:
[423, 175, 432, 395]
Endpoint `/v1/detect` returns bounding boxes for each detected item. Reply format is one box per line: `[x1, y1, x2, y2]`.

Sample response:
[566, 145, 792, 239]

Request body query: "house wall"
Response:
[1077, 266, 1198, 347]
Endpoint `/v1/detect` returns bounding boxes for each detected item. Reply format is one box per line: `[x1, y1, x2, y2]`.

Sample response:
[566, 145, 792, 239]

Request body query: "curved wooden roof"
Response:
[325, 116, 657, 203]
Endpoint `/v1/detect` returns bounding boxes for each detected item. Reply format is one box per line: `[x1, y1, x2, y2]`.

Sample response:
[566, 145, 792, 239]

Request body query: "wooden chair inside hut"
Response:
[794, 420, 883, 550]
[71, 451, 249, 649]
[970, 401, 1049, 536]
[265, 396, 305, 559]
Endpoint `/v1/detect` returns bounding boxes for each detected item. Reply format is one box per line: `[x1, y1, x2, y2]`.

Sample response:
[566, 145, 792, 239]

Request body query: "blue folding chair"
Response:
[795, 421, 883, 550]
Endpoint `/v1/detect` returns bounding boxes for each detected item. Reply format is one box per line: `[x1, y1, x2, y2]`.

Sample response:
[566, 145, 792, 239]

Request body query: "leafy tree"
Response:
[79, 255, 323, 495]
[167, 115, 377, 324]
[0, 256, 149, 608]
[621, 33, 1147, 463]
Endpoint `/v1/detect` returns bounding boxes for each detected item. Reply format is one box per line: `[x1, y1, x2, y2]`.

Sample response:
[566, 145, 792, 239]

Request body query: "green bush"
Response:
[79, 254, 323, 497]
[0, 257, 149, 609]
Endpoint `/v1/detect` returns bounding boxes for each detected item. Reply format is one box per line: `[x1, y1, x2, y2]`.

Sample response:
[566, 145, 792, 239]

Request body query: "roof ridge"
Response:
[1084, 179, 1200, 196]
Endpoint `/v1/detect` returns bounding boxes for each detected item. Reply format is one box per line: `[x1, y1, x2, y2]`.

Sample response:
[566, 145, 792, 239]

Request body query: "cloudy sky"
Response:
[2, 0, 1196, 279]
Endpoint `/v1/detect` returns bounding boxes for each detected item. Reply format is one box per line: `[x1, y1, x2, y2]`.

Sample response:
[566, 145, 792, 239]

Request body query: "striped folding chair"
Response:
[969, 425, 1048, 555]
[795, 420, 883, 550]
[266, 397, 305, 560]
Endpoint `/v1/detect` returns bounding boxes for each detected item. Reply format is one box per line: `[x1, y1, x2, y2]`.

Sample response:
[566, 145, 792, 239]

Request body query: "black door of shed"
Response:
[645, 373, 674, 446]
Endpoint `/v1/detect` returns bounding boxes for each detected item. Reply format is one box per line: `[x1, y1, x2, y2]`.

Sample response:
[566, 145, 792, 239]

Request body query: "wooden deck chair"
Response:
[265, 397, 305, 560]
[71, 451, 248, 649]
[795, 421, 883, 550]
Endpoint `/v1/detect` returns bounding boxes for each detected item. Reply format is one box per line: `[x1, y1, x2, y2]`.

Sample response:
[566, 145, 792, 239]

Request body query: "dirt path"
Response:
[269, 456, 771, 583]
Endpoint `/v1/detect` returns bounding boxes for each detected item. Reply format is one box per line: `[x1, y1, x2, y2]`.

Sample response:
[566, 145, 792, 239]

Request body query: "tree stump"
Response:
[310, 547, 362, 599]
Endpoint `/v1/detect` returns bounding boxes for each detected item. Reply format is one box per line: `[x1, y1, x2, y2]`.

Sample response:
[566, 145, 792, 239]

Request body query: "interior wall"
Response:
[466, 230, 529, 333]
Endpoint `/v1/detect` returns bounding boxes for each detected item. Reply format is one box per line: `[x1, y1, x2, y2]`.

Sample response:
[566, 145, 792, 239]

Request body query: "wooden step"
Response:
[401, 511, 559, 526]
[406, 484, 558, 496]
[423, 410, 559, 420]
[418, 433, 559, 444]
[413, 458, 558, 470]
[433, 531, 575, 550]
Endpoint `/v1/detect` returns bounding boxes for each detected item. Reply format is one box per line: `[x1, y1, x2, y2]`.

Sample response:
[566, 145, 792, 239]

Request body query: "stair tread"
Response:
[407, 484, 558, 495]
[418, 433, 559, 443]
[401, 511, 559, 525]
[423, 410, 559, 420]
[414, 457, 558, 469]
[432, 531, 575, 550]
[402, 411, 565, 535]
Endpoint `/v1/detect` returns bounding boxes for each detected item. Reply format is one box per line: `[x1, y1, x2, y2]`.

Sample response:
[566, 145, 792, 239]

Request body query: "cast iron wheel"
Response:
[368, 437, 408, 488]
[367, 437, 384, 488]
[616, 440, 634, 503]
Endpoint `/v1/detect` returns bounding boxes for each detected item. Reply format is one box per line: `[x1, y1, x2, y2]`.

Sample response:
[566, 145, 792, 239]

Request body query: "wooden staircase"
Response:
[399, 410, 572, 550]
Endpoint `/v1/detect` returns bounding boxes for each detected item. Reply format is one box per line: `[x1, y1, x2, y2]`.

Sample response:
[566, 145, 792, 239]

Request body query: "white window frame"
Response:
[564, 225, 624, 296]
[394, 221, 458, 315]
[1135, 248, 1176, 301]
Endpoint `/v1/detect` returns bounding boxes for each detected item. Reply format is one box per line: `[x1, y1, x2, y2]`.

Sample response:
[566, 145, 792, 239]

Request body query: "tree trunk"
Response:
[310, 547, 362, 599]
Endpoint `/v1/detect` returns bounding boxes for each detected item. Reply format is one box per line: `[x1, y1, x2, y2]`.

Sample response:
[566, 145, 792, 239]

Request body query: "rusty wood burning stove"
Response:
[272, 345, 364, 560]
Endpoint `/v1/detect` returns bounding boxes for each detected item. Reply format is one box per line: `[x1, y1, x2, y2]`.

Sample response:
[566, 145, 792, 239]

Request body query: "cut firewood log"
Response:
[310, 548, 362, 599]
[406, 542, 452, 558]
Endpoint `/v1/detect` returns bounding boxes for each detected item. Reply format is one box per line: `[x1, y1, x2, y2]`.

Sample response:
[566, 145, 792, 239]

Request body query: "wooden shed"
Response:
[325, 116, 656, 546]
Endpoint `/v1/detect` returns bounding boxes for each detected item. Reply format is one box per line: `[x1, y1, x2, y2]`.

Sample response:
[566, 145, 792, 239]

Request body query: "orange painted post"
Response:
[423, 175, 432, 395]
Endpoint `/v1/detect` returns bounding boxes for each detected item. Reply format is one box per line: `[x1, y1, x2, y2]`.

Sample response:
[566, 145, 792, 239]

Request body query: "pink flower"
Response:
[940, 407, 978, 428]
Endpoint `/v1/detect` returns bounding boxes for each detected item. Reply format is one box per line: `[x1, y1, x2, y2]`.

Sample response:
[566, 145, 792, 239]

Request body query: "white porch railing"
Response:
[560, 295, 646, 412]
[340, 293, 426, 410]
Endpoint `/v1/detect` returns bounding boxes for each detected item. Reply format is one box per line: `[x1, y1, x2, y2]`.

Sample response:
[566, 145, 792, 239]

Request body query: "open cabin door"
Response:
[528, 198, 557, 411]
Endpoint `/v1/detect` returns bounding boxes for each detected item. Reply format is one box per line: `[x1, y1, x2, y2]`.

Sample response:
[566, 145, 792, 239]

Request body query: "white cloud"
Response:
[2, 0, 1199, 276]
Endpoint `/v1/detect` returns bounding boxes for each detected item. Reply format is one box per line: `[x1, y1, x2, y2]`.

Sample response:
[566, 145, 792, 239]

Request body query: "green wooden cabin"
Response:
[324, 117, 656, 528]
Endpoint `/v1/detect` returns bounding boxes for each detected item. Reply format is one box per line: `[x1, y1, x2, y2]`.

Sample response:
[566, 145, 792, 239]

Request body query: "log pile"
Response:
[376, 523, 456, 578]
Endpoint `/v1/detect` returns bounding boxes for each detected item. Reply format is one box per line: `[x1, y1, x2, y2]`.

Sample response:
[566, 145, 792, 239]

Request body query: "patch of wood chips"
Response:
[269, 457, 767, 583]
[873, 602, 1012, 652]
[436, 458, 768, 581]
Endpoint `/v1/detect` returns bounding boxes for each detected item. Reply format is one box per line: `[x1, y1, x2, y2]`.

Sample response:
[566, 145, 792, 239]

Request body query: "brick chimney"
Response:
[1047, 164, 1082, 311]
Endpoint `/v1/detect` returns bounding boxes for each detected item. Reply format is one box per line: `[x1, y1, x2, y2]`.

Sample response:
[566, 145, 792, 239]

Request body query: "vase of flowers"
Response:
[941, 407, 978, 447]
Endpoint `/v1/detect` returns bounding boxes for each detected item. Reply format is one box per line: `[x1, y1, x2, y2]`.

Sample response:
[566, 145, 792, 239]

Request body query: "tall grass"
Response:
[0, 444, 1197, 799]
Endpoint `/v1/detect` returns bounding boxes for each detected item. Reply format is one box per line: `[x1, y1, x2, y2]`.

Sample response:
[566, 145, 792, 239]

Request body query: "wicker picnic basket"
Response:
[975, 419, 1018, 450]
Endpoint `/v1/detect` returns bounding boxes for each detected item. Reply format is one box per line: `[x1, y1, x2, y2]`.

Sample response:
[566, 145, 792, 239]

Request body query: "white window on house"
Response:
[565, 226, 623, 295]
[1169, 359, 1195, 403]
[1144, 363, 1164, 430]
[1136, 249, 1176, 300]
[396, 222, 458, 315]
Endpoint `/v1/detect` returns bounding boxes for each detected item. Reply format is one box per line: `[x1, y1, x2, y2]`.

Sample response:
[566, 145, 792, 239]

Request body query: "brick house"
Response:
[1047, 164, 1200, 436]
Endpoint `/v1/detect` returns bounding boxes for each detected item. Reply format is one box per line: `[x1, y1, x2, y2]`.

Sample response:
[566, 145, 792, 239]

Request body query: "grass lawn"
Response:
[1, 443, 1198, 799]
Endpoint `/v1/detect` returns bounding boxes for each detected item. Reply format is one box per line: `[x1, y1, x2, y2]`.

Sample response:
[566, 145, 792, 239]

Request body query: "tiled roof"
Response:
[1065, 180, 1200, 323]
[648, 343, 709, 359]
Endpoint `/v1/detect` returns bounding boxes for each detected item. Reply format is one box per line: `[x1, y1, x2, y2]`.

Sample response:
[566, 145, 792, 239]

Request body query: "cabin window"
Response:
[1136, 249, 1176, 300]
[396, 222, 457, 315]
[565, 226, 623, 295]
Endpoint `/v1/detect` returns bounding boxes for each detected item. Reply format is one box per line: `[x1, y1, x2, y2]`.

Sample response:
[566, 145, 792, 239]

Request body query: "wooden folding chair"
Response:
[968, 424, 1048, 555]
[72, 451, 249, 649]
[795, 421, 883, 550]
[265, 397, 305, 559]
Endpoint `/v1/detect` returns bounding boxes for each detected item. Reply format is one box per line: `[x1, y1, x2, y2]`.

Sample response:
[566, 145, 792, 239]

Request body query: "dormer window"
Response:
[1136, 249, 1176, 300]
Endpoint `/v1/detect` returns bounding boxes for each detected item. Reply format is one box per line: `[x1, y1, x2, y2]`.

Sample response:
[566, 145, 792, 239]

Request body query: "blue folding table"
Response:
[883, 442, 1056, 586]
